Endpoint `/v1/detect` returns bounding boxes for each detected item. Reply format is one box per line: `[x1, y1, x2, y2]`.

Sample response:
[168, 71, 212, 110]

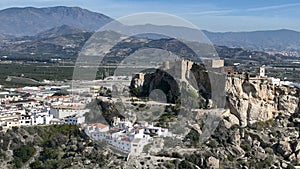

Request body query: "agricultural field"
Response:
[0, 62, 74, 87]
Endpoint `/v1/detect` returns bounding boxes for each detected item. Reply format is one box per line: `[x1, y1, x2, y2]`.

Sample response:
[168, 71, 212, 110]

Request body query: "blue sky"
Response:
[0, 0, 299, 32]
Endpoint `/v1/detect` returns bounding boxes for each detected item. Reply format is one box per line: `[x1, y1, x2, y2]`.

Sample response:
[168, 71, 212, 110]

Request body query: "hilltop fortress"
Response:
[161, 59, 224, 80]
[132, 58, 225, 88]
[131, 58, 299, 127]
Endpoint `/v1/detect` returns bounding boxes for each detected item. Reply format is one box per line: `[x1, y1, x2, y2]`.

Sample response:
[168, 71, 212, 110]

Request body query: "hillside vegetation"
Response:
[0, 125, 112, 169]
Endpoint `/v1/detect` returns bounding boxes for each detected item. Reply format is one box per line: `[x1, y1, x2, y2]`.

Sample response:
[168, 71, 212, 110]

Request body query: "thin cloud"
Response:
[247, 3, 300, 12]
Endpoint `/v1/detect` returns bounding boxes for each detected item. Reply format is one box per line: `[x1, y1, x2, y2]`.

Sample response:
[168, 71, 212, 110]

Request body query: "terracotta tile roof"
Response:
[121, 137, 131, 142]
[52, 105, 85, 110]
[88, 123, 108, 129]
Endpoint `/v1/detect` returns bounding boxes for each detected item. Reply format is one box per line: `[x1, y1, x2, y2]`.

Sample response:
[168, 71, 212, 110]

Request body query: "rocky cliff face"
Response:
[226, 76, 300, 126]
[131, 66, 300, 128]
[131, 69, 180, 104]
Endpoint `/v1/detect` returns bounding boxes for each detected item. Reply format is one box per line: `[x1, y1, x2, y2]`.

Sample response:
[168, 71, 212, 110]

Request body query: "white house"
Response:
[31, 114, 54, 125]
[84, 123, 110, 136]
[1, 118, 20, 131]
[30, 115, 44, 125]
[110, 136, 132, 152]
[130, 138, 145, 154]
[50, 106, 89, 118]
[85, 122, 154, 155]
[63, 115, 85, 125]
[144, 125, 168, 137]
[50, 118, 65, 125]
[270, 77, 281, 86]
[19, 113, 53, 126]
[19, 115, 31, 126]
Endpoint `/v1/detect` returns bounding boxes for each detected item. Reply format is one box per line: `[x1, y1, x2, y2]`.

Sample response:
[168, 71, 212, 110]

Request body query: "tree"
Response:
[13, 145, 36, 168]
[30, 160, 42, 169]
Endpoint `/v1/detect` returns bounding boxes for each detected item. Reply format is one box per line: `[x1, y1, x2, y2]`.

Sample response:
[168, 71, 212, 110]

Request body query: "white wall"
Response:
[50, 108, 89, 118]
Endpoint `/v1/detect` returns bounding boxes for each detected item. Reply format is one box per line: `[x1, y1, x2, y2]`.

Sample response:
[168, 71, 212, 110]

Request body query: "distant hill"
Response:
[0, 29, 93, 59]
[0, 33, 14, 41]
[35, 25, 90, 39]
[0, 6, 112, 36]
[0, 27, 293, 62]
[203, 29, 300, 52]
[82, 30, 290, 64]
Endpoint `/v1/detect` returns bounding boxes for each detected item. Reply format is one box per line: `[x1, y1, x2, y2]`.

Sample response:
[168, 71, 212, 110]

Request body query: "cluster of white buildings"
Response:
[266, 50, 298, 57]
[0, 76, 138, 133]
[0, 85, 90, 132]
[256, 67, 300, 88]
[84, 118, 169, 155]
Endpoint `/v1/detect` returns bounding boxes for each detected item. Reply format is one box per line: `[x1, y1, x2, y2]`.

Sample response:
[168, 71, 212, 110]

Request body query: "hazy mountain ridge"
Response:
[0, 27, 292, 62]
[203, 29, 300, 52]
[0, 6, 112, 36]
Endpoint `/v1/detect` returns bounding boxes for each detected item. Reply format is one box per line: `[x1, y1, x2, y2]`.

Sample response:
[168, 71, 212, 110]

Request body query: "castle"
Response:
[161, 58, 225, 80]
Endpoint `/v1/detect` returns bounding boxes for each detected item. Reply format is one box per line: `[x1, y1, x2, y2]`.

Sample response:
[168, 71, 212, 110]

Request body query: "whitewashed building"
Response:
[144, 125, 169, 137]
[1, 118, 20, 131]
[19, 113, 53, 126]
[50, 105, 89, 118]
[270, 77, 281, 86]
[63, 115, 85, 125]
[84, 120, 165, 155]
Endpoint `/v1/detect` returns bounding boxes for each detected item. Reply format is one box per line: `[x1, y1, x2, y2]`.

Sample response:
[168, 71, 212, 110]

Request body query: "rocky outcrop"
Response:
[226, 76, 300, 126]
[206, 156, 219, 169]
[130, 69, 181, 104]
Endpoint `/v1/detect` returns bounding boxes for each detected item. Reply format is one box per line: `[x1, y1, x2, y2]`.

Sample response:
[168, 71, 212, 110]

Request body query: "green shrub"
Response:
[206, 139, 219, 148]
[30, 160, 42, 169]
[40, 148, 58, 162]
[265, 147, 274, 154]
[12, 145, 36, 168]
[171, 152, 183, 159]
[178, 160, 196, 169]
[240, 143, 251, 152]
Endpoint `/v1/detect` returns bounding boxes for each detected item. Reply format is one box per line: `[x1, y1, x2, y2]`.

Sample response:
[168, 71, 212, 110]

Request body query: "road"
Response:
[98, 96, 175, 106]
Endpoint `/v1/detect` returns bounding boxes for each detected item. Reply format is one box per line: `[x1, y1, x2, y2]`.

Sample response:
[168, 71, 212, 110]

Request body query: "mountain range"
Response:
[0, 24, 289, 63]
[0, 6, 112, 36]
[204, 29, 300, 52]
[0, 6, 299, 55]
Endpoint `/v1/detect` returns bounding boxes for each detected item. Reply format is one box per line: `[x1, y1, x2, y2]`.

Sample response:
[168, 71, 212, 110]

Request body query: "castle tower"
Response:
[173, 59, 194, 80]
[258, 66, 266, 77]
[163, 61, 170, 70]
[174, 59, 185, 80]
[185, 60, 193, 79]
